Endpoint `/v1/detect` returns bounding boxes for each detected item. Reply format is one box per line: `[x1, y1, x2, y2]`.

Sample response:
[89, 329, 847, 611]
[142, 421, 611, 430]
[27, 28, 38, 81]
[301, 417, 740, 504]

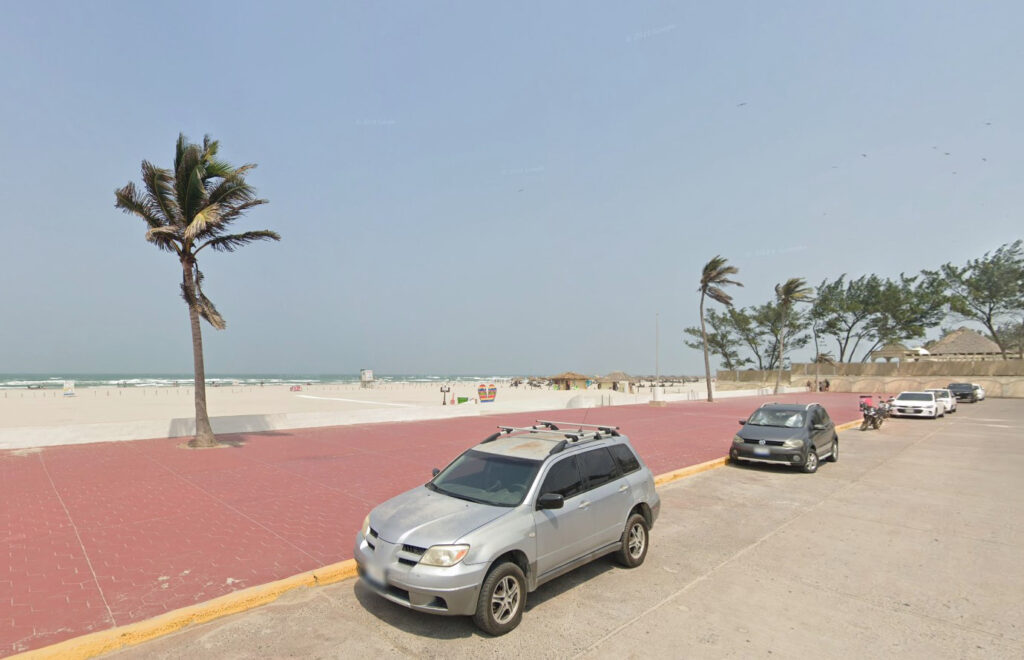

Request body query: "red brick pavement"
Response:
[1, 392, 861, 656]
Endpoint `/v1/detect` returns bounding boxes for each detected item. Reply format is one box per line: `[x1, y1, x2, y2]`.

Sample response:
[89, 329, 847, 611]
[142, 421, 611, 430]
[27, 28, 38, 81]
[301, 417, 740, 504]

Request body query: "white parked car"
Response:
[890, 391, 943, 419]
[972, 384, 986, 401]
[926, 389, 957, 414]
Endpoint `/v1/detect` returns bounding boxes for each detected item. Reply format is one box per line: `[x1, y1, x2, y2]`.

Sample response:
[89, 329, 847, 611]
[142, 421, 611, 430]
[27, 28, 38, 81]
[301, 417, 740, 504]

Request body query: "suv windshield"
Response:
[428, 450, 541, 507]
[746, 408, 806, 428]
[897, 393, 932, 401]
[948, 383, 972, 390]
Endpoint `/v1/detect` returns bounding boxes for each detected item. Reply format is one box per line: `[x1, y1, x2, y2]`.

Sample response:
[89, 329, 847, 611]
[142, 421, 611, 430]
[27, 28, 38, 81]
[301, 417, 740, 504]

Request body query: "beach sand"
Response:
[0, 380, 741, 450]
[0, 381, 674, 428]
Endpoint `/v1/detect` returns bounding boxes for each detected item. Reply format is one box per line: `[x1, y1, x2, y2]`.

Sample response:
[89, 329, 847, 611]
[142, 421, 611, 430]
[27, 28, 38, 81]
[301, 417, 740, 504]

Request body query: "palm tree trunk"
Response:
[774, 314, 785, 395]
[699, 293, 713, 402]
[183, 261, 217, 447]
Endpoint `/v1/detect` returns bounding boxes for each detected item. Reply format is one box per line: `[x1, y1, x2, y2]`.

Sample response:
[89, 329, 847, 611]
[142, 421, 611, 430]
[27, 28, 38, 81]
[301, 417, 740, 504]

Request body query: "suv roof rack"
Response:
[483, 420, 621, 454]
[535, 420, 621, 436]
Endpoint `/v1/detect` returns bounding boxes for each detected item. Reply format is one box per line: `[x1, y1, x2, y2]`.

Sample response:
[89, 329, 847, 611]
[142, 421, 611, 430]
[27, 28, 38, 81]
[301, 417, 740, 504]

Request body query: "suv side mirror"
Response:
[431, 468, 440, 477]
[738, 419, 746, 425]
[537, 493, 564, 510]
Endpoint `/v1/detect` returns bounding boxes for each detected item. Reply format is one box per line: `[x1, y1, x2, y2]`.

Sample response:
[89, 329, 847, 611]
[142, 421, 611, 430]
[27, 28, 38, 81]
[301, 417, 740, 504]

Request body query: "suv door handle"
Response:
[618, 484, 629, 492]
[577, 500, 591, 509]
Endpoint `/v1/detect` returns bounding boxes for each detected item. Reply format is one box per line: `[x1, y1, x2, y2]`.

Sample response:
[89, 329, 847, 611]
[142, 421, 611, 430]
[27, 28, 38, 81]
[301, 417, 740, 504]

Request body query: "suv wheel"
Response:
[615, 513, 649, 568]
[473, 562, 525, 636]
[827, 437, 838, 462]
[802, 449, 819, 474]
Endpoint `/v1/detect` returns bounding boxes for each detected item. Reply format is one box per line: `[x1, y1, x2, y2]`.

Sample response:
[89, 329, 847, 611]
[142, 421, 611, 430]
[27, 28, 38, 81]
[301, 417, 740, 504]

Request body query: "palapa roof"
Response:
[550, 371, 591, 381]
[604, 371, 631, 380]
[928, 328, 1002, 355]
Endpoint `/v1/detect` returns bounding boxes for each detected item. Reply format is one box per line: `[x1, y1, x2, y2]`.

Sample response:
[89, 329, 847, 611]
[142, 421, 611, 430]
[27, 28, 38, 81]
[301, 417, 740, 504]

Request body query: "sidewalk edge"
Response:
[13, 561, 357, 659]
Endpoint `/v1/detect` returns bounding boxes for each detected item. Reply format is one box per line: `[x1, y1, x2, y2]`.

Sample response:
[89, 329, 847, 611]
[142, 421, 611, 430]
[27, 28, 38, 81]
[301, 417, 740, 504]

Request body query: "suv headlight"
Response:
[420, 544, 470, 567]
[732, 435, 744, 445]
[360, 514, 371, 539]
[782, 438, 804, 449]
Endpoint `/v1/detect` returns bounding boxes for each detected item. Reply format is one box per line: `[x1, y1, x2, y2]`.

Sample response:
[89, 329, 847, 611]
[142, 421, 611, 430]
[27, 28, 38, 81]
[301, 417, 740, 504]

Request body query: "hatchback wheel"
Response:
[802, 449, 819, 473]
[827, 437, 839, 462]
[473, 562, 525, 636]
[615, 513, 649, 568]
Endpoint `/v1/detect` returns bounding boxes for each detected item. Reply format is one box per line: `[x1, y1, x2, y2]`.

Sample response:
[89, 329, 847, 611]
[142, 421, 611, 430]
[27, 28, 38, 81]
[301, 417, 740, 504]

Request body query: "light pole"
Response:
[440, 385, 451, 405]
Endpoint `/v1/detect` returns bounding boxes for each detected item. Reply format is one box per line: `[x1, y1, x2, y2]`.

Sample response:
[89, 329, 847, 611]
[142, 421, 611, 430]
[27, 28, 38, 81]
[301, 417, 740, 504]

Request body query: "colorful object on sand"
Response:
[478, 383, 497, 403]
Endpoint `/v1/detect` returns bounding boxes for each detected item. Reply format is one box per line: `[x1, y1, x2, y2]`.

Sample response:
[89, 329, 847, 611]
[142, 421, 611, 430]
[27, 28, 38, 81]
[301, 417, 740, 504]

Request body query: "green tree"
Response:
[996, 317, 1024, 359]
[697, 256, 743, 402]
[115, 134, 280, 447]
[753, 301, 810, 371]
[930, 240, 1024, 358]
[773, 278, 813, 394]
[728, 306, 771, 370]
[684, 308, 750, 372]
[811, 274, 884, 362]
[860, 273, 947, 361]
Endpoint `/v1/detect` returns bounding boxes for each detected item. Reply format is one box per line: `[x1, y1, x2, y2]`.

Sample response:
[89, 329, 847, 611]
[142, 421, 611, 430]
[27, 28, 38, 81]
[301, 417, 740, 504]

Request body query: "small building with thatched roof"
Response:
[550, 371, 592, 391]
[596, 371, 632, 391]
[926, 328, 1003, 360]
[870, 342, 910, 363]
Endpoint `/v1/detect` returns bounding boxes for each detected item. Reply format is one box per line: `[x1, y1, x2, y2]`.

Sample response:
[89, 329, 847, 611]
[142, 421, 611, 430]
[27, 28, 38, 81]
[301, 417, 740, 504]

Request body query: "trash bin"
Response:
[457, 397, 469, 404]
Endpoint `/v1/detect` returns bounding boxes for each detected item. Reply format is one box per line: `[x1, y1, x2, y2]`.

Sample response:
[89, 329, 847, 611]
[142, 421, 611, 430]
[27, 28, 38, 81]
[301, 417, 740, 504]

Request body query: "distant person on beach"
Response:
[824, 379, 831, 391]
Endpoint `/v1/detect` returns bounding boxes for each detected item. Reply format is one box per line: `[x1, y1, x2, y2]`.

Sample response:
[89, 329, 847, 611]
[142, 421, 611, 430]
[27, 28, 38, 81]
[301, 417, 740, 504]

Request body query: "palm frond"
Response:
[114, 182, 164, 229]
[140, 161, 178, 226]
[182, 165, 208, 224]
[215, 198, 268, 226]
[699, 255, 742, 304]
[174, 143, 202, 217]
[199, 230, 281, 253]
[207, 178, 257, 207]
[184, 204, 223, 241]
[197, 291, 226, 329]
[203, 158, 234, 180]
[706, 286, 734, 306]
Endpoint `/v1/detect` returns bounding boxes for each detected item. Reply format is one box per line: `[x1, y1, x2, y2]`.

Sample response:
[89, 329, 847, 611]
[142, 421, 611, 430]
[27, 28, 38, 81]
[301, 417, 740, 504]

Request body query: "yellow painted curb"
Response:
[19, 416, 861, 658]
[14, 560, 358, 660]
[654, 456, 729, 486]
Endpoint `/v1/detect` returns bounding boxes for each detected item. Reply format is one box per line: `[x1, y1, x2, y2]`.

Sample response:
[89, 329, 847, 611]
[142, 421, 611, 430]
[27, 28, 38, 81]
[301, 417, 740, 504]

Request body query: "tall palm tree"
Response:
[773, 277, 813, 394]
[115, 134, 280, 447]
[698, 256, 743, 402]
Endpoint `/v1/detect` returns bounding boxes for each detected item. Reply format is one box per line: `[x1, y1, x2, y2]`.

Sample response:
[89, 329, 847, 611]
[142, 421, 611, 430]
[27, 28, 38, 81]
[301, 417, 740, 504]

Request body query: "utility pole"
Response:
[655, 312, 660, 384]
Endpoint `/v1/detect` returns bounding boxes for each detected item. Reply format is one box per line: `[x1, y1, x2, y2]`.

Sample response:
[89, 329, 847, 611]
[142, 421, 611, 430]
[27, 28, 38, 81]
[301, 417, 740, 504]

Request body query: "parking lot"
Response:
[110, 399, 1024, 659]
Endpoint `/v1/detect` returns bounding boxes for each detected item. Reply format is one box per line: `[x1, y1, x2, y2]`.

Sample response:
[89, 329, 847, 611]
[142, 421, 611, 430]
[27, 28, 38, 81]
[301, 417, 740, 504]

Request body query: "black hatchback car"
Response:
[947, 382, 978, 403]
[730, 403, 838, 474]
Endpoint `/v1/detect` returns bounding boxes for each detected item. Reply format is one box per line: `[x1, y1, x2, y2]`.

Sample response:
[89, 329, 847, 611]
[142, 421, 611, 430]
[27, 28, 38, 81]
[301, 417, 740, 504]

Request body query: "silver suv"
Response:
[354, 421, 660, 635]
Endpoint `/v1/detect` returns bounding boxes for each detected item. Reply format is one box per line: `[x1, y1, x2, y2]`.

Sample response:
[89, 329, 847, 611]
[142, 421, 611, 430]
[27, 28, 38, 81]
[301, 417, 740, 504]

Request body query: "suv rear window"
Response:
[608, 444, 641, 475]
[578, 448, 620, 490]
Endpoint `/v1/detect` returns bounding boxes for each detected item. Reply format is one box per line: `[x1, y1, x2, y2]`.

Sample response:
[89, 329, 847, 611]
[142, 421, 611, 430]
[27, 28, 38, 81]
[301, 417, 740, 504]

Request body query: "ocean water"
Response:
[0, 373, 522, 390]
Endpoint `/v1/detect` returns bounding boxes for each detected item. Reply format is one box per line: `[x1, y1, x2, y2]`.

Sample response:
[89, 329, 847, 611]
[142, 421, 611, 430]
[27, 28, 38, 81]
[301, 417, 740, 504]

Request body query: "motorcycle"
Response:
[859, 396, 884, 430]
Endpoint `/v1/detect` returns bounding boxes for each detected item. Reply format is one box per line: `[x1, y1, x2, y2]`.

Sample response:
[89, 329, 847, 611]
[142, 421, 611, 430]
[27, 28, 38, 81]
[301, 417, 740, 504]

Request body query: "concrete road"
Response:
[108, 400, 1024, 659]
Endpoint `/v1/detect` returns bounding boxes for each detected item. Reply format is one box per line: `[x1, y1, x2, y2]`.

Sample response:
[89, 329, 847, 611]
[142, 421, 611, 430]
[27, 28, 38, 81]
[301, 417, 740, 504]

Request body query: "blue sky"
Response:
[0, 1, 1021, 376]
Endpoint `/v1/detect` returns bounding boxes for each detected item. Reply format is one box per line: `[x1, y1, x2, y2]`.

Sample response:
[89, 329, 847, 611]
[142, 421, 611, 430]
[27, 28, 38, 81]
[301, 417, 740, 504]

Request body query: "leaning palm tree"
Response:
[773, 277, 814, 394]
[115, 134, 280, 447]
[698, 256, 743, 402]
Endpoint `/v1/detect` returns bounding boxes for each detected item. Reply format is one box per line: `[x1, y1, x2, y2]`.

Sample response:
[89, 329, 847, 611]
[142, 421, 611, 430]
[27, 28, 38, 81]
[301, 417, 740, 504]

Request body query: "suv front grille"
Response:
[402, 544, 426, 555]
[744, 439, 784, 446]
